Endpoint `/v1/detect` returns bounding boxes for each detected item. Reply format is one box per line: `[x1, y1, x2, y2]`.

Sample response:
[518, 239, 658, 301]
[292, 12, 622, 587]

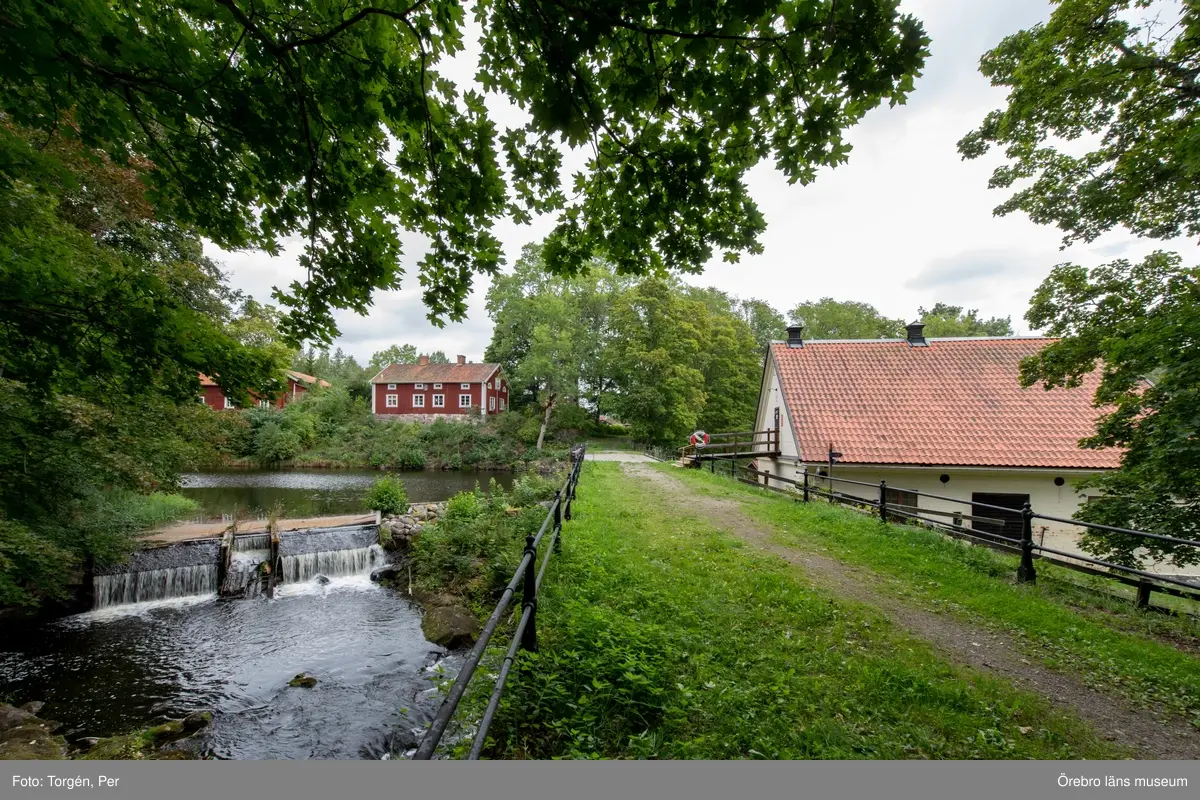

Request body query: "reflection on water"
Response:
[0, 579, 450, 759]
[180, 469, 514, 518]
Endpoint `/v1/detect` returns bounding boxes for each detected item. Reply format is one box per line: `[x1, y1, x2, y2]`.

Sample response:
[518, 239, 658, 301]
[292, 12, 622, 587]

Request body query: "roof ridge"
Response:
[770, 336, 1052, 345]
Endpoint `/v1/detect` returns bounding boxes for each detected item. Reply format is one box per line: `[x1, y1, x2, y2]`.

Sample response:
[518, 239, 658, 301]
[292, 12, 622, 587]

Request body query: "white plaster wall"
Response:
[799, 465, 1102, 538]
[753, 357, 803, 482]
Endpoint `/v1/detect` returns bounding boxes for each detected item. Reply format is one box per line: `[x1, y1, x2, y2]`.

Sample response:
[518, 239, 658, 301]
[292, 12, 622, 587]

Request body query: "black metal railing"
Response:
[729, 465, 1200, 610]
[411, 444, 587, 760]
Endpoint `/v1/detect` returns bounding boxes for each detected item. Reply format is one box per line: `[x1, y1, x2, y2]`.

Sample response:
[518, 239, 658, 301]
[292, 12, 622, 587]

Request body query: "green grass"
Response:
[127, 492, 201, 529]
[461, 462, 1122, 759]
[666, 466, 1200, 724]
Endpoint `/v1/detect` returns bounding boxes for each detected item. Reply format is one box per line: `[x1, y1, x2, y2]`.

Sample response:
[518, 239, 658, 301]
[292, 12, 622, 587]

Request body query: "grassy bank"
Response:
[665, 466, 1200, 723]
[460, 462, 1121, 759]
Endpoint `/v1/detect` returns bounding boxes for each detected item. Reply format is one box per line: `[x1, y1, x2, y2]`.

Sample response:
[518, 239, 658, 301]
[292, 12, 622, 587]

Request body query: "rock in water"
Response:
[0, 704, 35, 732]
[421, 606, 481, 650]
[316, 575, 331, 585]
[19, 701, 45, 715]
[182, 711, 212, 732]
[288, 673, 318, 688]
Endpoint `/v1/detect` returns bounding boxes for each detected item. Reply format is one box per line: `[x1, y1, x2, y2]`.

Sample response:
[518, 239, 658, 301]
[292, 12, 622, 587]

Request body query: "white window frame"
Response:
[459, 394, 471, 408]
[223, 396, 234, 410]
[258, 399, 270, 409]
[487, 381, 492, 389]
[432, 394, 445, 408]
[413, 394, 425, 408]
[386, 394, 398, 408]
[387, 383, 396, 390]
[433, 383, 442, 389]
[500, 398, 506, 411]
[488, 396, 496, 411]
[414, 383, 425, 390]
[460, 383, 470, 389]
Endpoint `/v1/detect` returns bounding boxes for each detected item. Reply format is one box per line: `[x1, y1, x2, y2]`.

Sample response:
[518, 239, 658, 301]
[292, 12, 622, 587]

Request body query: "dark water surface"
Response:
[0, 579, 451, 759]
[180, 469, 514, 518]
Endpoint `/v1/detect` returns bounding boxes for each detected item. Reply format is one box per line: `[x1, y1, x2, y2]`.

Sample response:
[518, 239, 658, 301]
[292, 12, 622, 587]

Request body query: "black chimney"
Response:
[905, 321, 928, 347]
[786, 325, 804, 348]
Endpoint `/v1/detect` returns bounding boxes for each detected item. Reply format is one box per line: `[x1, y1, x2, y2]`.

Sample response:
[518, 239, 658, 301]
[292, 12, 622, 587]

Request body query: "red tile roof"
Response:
[197, 372, 330, 389]
[286, 370, 331, 388]
[770, 338, 1120, 469]
[371, 362, 501, 384]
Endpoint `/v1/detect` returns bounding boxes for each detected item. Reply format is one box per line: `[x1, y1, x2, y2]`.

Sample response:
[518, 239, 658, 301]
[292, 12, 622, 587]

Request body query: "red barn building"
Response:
[370, 355, 509, 419]
[198, 370, 330, 411]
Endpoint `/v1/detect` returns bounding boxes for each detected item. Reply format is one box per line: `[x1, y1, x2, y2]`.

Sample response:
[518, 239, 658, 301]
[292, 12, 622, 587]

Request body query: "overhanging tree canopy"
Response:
[1, 0, 928, 341]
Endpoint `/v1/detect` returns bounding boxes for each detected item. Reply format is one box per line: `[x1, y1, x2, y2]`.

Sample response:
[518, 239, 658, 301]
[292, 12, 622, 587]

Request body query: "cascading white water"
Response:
[278, 544, 386, 584]
[221, 550, 270, 597]
[234, 534, 270, 551]
[93, 565, 219, 609]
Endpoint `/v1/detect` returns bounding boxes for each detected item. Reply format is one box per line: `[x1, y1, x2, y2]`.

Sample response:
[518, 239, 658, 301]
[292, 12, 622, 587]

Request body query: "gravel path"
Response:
[622, 462, 1200, 759]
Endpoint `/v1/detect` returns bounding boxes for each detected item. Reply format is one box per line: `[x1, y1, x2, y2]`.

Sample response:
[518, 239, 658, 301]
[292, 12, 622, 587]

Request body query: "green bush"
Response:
[252, 420, 302, 464]
[365, 475, 410, 517]
[444, 490, 483, 523]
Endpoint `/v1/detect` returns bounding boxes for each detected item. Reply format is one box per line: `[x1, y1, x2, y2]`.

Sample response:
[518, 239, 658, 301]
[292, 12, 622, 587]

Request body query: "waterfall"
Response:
[221, 550, 270, 598]
[93, 564, 219, 609]
[278, 544, 385, 584]
[234, 534, 270, 552]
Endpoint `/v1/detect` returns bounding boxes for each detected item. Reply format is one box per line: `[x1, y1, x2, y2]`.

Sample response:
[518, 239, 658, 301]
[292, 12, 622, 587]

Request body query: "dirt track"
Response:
[622, 462, 1200, 760]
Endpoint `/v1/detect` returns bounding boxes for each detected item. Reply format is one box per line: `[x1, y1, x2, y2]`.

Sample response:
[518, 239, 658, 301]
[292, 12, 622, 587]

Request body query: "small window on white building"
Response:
[488, 396, 496, 411]
[223, 396, 234, 409]
[432, 394, 444, 408]
[460, 383, 470, 389]
[415, 383, 425, 390]
[387, 383, 396, 390]
[386, 394, 398, 408]
[459, 394, 471, 408]
[413, 394, 424, 408]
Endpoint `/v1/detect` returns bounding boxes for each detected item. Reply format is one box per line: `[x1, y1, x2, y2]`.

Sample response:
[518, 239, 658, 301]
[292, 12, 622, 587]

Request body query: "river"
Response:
[0, 575, 454, 759]
[180, 468, 515, 519]
[0, 467, 511, 759]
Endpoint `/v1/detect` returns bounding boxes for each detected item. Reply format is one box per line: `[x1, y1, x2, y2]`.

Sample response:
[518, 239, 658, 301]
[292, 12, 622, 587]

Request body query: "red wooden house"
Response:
[369, 355, 509, 418]
[198, 370, 331, 411]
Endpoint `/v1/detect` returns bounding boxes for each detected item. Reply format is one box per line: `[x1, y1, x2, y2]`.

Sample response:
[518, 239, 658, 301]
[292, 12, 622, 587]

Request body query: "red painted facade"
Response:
[198, 373, 326, 411]
[372, 373, 509, 417]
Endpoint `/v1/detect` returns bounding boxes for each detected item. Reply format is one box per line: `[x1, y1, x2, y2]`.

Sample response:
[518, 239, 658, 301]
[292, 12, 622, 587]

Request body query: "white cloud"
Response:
[208, 0, 1172, 360]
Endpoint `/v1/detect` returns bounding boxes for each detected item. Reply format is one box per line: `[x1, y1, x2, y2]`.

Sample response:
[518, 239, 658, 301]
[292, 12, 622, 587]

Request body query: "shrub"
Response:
[365, 476, 410, 517]
[253, 420, 302, 464]
[444, 490, 483, 523]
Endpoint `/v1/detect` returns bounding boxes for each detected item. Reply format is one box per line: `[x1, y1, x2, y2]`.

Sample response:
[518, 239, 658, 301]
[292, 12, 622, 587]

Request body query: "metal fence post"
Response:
[1017, 502, 1036, 584]
[802, 471, 809, 503]
[520, 534, 538, 652]
[553, 490, 563, 553]
[879, 480, 888, 524]
[1136, 579, 1152, 609]
[711, 455, 715, 473]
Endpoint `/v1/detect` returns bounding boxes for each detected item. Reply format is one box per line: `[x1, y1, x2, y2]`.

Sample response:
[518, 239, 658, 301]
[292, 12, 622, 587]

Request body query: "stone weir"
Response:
[91, 525, 386, 609]
[93, 539, 222, 609]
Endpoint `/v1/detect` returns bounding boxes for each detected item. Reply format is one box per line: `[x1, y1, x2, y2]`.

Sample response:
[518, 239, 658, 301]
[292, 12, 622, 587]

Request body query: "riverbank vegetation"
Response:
[405, 473, 564, 609]
[193, 387, 576, 470]
[453, 463, 1120, 759]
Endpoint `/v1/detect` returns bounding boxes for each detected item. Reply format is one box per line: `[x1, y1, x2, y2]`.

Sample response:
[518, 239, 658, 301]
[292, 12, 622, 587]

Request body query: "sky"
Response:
[209, 0, 1173, 364]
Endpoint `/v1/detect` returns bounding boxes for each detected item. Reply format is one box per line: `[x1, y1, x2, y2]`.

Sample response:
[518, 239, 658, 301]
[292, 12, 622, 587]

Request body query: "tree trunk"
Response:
[536, 396, 555, 451]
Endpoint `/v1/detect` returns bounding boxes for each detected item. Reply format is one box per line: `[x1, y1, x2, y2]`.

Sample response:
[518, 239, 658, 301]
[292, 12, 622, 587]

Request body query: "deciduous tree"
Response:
[788, 298, 901, 339]
[1, 0, 928, 341]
